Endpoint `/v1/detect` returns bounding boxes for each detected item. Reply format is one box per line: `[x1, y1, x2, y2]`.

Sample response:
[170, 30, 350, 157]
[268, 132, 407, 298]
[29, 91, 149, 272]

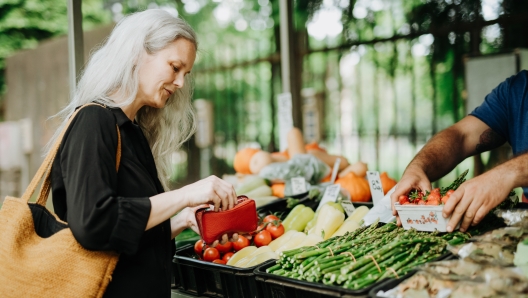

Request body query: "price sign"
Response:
[367, 171, 385, 206]
[340, 201, 356, 217]
[291, 177, 307, 195]
[316, 184, 341, 211]
[277, 93, 294, 152]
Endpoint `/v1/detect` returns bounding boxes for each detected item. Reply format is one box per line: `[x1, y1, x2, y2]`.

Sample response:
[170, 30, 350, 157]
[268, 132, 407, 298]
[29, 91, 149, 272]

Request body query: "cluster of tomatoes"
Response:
[193, 214, 285, 264]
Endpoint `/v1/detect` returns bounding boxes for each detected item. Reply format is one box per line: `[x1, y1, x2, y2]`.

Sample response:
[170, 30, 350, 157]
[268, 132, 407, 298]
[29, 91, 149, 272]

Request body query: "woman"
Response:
[48, 9, 237, 297]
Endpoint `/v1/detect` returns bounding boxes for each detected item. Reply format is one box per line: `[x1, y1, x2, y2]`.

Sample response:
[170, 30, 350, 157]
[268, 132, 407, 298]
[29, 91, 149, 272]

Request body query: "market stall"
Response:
[170, 126, 525, 298]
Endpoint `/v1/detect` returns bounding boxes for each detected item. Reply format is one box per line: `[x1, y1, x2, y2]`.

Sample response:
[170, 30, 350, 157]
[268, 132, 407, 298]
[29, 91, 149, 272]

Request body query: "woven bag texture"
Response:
[0, 104, 120, 297]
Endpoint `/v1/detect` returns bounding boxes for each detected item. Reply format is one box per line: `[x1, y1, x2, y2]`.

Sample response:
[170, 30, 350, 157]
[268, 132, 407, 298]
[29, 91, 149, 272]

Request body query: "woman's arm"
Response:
[146, 175, 238, 230]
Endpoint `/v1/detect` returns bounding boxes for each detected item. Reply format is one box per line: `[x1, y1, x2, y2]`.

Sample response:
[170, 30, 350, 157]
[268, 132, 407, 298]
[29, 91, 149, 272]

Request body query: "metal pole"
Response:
[279, 0, 302, 129]
[67, 0, 84, 97]
[279, 0, 292, 94]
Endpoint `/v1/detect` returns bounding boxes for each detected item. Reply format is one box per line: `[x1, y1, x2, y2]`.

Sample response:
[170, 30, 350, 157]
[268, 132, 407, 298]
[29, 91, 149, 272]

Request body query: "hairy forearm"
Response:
[491, 151, 528, 190]
[406, 128, 468, 182]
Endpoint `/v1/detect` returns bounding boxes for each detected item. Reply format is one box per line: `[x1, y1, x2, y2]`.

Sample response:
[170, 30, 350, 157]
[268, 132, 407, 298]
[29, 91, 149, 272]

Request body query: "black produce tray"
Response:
[253, 252, 454, 298]
[172, 244, 275, 298]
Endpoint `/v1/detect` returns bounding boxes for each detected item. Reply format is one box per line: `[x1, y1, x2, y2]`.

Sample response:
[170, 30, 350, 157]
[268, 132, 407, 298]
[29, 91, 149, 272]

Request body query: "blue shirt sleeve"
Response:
[469, 75, 512, 143]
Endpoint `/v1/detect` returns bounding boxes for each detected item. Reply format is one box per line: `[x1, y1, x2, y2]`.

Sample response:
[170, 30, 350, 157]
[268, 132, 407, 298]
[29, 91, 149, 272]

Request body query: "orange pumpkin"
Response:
[380, 172, 397, 194]
[271, 183, 285, 198]
[233, 148, 260, 174]
[335, 172, 371, 202]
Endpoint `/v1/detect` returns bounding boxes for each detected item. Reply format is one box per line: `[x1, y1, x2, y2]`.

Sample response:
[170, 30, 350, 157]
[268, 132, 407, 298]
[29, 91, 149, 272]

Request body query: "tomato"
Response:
[398, 195, 410, 205]
[222, 252, 234, 263]
[215, 241, 233, 254]
[212, 259, 226, 265]
[266, 223, 284, 239]
[203, 247, 220, 262]
[232, 235, 250, 251]
[254, 230, 272, 247]
[194, 239, 206, 257]
[263, 215, 280, 224]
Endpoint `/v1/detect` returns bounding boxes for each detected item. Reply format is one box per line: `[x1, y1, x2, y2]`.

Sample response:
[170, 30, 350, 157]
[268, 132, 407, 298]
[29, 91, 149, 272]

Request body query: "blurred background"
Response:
[1, 0, 528, 199]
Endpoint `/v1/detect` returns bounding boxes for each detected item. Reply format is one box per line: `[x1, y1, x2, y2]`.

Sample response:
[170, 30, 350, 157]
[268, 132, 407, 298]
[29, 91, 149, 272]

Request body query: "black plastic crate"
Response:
[254, 252, 454, 298]
[172, 244, 275, 297]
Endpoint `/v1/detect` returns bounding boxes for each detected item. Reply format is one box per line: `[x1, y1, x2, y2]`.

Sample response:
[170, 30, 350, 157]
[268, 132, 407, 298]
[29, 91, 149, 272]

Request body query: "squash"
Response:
[270, 151, 289, 162]
[249, 151, 273, 174]
[271, 183, 285, 198]
[335, 172, 371, 202]
[287, 128, 307, 157]
[380, 172, 397, 194]
[307, 149, 350, 171]
[305, 142, 326, 152]
[234, 148, 260, 174]
[338, 161, 368, 178]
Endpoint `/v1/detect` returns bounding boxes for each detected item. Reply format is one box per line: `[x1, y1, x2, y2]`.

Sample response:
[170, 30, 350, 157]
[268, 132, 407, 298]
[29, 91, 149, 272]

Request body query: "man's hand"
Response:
[390, 167, 432, 225]
[443, 169, 513, 232]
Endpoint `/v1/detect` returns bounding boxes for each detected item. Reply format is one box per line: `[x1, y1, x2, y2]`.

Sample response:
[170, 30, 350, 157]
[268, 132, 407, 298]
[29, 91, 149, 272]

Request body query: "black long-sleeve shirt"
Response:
[51, 105, 173, 297]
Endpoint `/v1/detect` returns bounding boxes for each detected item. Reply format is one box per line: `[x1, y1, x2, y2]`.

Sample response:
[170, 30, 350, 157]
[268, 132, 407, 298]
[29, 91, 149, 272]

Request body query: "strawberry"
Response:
[426, 199, 440, 205]
[398, 195, 410, 205]
[417, 200, 426, 205]
[441, 189, 455, 204]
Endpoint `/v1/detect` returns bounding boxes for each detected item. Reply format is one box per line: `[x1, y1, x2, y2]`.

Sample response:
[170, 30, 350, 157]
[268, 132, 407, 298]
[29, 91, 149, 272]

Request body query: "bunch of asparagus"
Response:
[266, 220, 470, 290]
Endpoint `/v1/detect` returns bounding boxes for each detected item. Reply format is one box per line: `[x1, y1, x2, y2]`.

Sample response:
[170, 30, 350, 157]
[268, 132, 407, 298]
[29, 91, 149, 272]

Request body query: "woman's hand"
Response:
[177, 175, 237, 212]
[171, 205, 239, 245]
[390, 167, 432, 225]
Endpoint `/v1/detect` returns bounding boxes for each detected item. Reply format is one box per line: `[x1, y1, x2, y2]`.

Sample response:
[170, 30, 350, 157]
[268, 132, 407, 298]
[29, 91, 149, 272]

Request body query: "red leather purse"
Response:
[195, 196, 258, 244]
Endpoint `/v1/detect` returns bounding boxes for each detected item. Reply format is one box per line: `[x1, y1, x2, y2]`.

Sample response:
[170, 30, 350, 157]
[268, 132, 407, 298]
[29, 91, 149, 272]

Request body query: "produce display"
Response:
[378, 221, 528, 297]
[266, 220, 470, 290]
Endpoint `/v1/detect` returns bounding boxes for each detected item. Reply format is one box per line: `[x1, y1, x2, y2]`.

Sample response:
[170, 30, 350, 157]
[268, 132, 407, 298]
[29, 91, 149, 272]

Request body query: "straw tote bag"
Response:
[0, 103, 121, 297]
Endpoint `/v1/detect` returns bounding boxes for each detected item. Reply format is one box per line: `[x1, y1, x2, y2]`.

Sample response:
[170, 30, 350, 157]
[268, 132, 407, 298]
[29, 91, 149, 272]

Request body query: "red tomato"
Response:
[203, 247, 220, 262]
[232, 235, 250, 251]
[215, 241, 233, 254]
[194, 239, 206, 257]
[263, 215, 280, 224]
[212, 259, 226, 265]
[222, 252, 234, 263]
[254, 230, 272, 247]
[266, 223, 284, 239]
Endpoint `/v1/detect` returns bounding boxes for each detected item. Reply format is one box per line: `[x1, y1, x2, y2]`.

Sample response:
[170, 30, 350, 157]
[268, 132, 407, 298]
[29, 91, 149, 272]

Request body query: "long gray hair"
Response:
[47, 9, 197, 190]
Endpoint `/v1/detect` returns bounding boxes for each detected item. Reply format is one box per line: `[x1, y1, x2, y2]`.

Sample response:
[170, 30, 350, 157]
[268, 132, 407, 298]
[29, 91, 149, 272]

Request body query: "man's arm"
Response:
[444, 150, 528, 233]
[391, 115, 506, 222]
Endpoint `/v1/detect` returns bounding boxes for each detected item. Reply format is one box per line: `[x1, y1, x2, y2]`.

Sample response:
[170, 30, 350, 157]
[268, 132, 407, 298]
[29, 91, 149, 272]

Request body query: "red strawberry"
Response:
[398, 195, 410, 205]
[441, 189, 455, 204]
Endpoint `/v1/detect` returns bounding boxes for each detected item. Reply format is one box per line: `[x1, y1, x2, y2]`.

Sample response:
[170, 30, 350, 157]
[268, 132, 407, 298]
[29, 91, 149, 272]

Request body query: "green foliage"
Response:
[0, 0, 110, 102]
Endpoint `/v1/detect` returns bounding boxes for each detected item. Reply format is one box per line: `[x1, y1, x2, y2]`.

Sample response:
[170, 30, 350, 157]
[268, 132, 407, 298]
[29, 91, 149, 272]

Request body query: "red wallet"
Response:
[195, 196, 258, 244]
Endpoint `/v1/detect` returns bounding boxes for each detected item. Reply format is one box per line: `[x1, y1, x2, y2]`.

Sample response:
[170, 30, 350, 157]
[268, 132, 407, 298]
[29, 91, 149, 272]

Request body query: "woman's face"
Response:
[136, 38, 196, 109]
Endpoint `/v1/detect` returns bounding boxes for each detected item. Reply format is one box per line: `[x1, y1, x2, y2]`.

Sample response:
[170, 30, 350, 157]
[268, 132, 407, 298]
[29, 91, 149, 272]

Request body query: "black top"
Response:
[51, 105, 174, 297]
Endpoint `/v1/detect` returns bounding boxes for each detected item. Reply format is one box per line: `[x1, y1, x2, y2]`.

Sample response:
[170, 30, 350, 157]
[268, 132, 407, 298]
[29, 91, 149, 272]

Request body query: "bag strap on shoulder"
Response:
[22, 103, 122, 206]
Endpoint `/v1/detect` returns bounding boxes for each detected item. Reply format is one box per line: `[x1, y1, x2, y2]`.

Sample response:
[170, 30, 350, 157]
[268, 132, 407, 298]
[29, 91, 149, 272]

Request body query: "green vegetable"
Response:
[288, 207, 315, 232]
[282, 204, 305, 230]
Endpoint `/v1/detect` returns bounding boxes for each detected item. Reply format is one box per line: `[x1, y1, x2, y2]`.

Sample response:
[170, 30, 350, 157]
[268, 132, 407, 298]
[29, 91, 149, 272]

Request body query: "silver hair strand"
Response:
[46, 9, 197, 190]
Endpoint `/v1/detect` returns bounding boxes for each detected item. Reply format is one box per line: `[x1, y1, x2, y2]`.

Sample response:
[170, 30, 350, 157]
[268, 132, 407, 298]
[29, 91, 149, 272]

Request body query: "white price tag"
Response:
[290, 177, 306, 195]
[316, 184, 341, 211]
[277, 93, 294, 152]
[340, 201, 356, 217]
[367, 171, 385, 206]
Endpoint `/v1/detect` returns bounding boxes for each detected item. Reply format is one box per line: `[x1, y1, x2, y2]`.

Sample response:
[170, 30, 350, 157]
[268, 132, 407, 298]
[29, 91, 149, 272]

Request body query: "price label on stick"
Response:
[290, 177, 307, 195]
[277, 93, 293, 152]
[317, 184, 341, 211]
[340, 201, 356, 217]
[367, 171, 385, 205]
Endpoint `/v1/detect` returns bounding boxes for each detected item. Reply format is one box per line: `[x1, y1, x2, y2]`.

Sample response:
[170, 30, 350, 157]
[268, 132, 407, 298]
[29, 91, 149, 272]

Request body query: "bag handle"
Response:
[21, 103, 122, 205]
